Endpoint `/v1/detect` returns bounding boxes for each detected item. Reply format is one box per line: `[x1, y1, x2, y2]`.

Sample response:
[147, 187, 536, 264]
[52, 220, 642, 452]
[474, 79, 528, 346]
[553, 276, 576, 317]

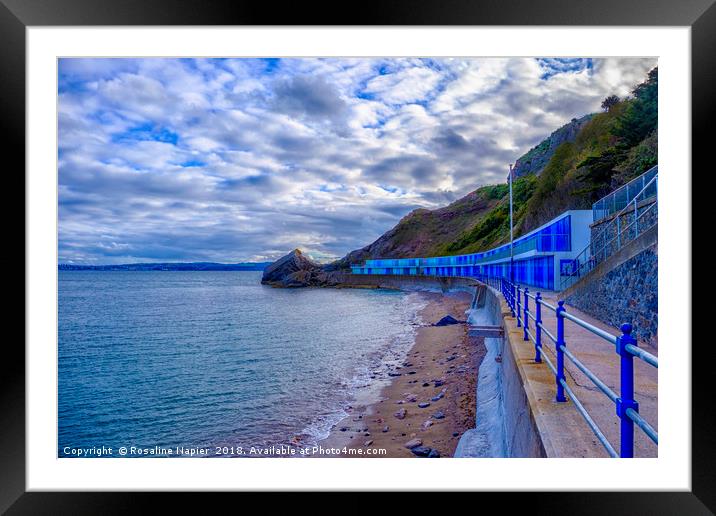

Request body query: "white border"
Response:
[27, 27, 690, 491]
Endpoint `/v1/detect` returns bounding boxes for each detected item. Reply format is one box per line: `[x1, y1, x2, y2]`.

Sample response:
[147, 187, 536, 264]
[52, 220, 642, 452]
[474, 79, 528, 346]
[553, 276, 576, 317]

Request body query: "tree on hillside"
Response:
[613, 67, 658, 147]
[601, 95, 620, 112]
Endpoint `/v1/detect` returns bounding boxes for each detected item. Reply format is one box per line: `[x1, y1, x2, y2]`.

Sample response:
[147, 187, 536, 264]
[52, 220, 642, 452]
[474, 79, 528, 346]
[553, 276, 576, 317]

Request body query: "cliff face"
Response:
[510, 114, 594, 179]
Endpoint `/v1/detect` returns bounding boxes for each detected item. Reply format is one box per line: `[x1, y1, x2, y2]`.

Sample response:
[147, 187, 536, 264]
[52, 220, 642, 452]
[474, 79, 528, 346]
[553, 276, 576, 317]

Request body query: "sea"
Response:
[58, 270, 427, 457]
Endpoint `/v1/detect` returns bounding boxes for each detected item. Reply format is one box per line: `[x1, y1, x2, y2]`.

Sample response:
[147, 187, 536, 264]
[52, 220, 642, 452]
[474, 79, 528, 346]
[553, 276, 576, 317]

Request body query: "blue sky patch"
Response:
[112, 124, 179, 145]
[537, 58, 593, 79]
[179, 160, 206, 168]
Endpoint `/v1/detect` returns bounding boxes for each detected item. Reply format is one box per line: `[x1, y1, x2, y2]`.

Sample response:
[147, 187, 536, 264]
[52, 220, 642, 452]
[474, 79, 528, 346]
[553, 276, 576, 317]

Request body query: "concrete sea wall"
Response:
[425, 282, 543, 458]
[455, 285, 546, 458]
[454, 289, 507, 458]
[485, 287, 547, 458]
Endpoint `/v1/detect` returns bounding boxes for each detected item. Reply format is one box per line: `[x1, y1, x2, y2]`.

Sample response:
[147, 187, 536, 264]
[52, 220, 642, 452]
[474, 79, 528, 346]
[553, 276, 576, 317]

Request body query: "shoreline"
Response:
[318, 290, 486, 458]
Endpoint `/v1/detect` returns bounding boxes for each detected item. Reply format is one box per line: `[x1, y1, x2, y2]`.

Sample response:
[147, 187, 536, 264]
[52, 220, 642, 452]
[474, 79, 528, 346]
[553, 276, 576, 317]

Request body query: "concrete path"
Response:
[512, 290, 658, 457]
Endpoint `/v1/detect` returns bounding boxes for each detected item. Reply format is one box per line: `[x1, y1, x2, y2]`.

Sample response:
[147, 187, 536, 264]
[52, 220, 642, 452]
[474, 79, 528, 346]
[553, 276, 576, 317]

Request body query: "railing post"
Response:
[633, 198, 639, 237]
[510, 281, 514, 311]
[523, 287, 530, 341]
[506, 280, 511, 309]
[555, 300, 567, 402]
[616, 323, 639, 458]
[516, 286, 522, 327]
[534, 293, 542, 363]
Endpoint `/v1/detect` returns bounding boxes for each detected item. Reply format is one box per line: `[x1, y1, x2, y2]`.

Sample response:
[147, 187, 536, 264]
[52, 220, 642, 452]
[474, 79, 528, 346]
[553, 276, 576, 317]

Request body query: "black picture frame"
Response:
[3, 0, 712, 511]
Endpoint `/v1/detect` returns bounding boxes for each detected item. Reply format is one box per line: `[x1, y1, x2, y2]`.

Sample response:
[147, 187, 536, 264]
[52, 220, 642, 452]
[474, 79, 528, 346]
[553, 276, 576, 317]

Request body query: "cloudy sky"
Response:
[58, 57, 656, 264]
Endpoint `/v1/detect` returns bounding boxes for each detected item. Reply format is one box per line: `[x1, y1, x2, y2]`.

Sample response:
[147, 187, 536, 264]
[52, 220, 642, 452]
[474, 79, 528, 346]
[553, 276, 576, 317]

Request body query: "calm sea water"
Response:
[58, 271, 425, 457]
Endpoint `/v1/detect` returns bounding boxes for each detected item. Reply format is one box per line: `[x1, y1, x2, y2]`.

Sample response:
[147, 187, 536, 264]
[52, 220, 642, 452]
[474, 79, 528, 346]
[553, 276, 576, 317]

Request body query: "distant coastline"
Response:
[58, 262, 271, 271]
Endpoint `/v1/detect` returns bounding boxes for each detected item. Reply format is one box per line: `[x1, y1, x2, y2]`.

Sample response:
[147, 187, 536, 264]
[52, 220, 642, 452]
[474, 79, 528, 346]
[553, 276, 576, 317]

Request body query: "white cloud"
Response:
[363, 65, 443, 104]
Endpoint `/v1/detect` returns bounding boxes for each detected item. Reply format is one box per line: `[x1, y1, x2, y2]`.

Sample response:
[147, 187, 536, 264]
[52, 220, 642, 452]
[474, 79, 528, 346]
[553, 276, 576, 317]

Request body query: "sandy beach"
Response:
[319, 290, 486, 458]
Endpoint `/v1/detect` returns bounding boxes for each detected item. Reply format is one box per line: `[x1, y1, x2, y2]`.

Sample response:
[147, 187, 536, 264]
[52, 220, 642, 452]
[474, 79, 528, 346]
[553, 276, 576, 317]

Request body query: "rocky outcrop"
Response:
[261, 249, 344, 287]
[510, 114, 594, 179]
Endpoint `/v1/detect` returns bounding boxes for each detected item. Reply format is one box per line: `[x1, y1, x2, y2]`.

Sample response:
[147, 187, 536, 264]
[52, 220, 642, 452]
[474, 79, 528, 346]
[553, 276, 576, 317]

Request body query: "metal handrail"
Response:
[561, 202, 658, 292]
[591, 200, 657, 258]
[560, 173, 658, 290]
[560, 344, 618, 403]
[559, 377, 620, 457]
[500, 277, 658, 457]
[627, 409, 658, 444]
[561, 310, 618, 345]
[585, 173, 658, 258]
[529, 311, 619, 457]
[592, 165, 658, 220]
[540, 299, 558, 312]
[625, 344, 658, 368]
[538, 322, 557, 344]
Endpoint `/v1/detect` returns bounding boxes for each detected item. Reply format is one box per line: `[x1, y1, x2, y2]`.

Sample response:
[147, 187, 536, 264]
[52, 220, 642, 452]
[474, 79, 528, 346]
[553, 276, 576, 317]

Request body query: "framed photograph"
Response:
[5, 0, 712, 509]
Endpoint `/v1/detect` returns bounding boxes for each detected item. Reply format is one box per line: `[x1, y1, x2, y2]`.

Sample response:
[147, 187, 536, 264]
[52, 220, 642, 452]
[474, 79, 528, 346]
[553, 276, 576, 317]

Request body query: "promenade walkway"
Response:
[503, 288, 658, 458]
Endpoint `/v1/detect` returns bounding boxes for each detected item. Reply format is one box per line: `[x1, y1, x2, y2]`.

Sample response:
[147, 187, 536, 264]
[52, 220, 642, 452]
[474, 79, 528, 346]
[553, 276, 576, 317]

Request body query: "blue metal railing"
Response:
[592, 165, 658, 221]
[498, 276, 658, 458]
[473, 273, 501, 292]
[561, 172, 658, 291]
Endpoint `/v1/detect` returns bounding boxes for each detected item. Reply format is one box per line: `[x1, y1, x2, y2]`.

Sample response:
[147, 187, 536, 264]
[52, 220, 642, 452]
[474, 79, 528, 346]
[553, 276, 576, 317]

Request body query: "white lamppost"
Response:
[509, 163, 514, 282]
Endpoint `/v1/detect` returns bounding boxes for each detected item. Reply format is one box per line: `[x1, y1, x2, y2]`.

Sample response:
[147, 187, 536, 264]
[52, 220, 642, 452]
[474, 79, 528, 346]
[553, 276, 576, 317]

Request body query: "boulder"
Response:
[404, 438, 422, 449]
[410, 446, 440, 458]
[433, 315, 465, 326]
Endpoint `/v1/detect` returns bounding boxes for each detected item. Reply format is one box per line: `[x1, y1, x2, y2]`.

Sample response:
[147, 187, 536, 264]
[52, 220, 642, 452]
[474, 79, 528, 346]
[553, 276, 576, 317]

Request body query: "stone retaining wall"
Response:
[565, 237, 658, 348]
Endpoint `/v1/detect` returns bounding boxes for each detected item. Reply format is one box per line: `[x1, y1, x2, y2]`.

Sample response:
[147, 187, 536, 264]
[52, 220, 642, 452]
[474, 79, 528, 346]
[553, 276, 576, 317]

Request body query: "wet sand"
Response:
[320, 290, 486, 458]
